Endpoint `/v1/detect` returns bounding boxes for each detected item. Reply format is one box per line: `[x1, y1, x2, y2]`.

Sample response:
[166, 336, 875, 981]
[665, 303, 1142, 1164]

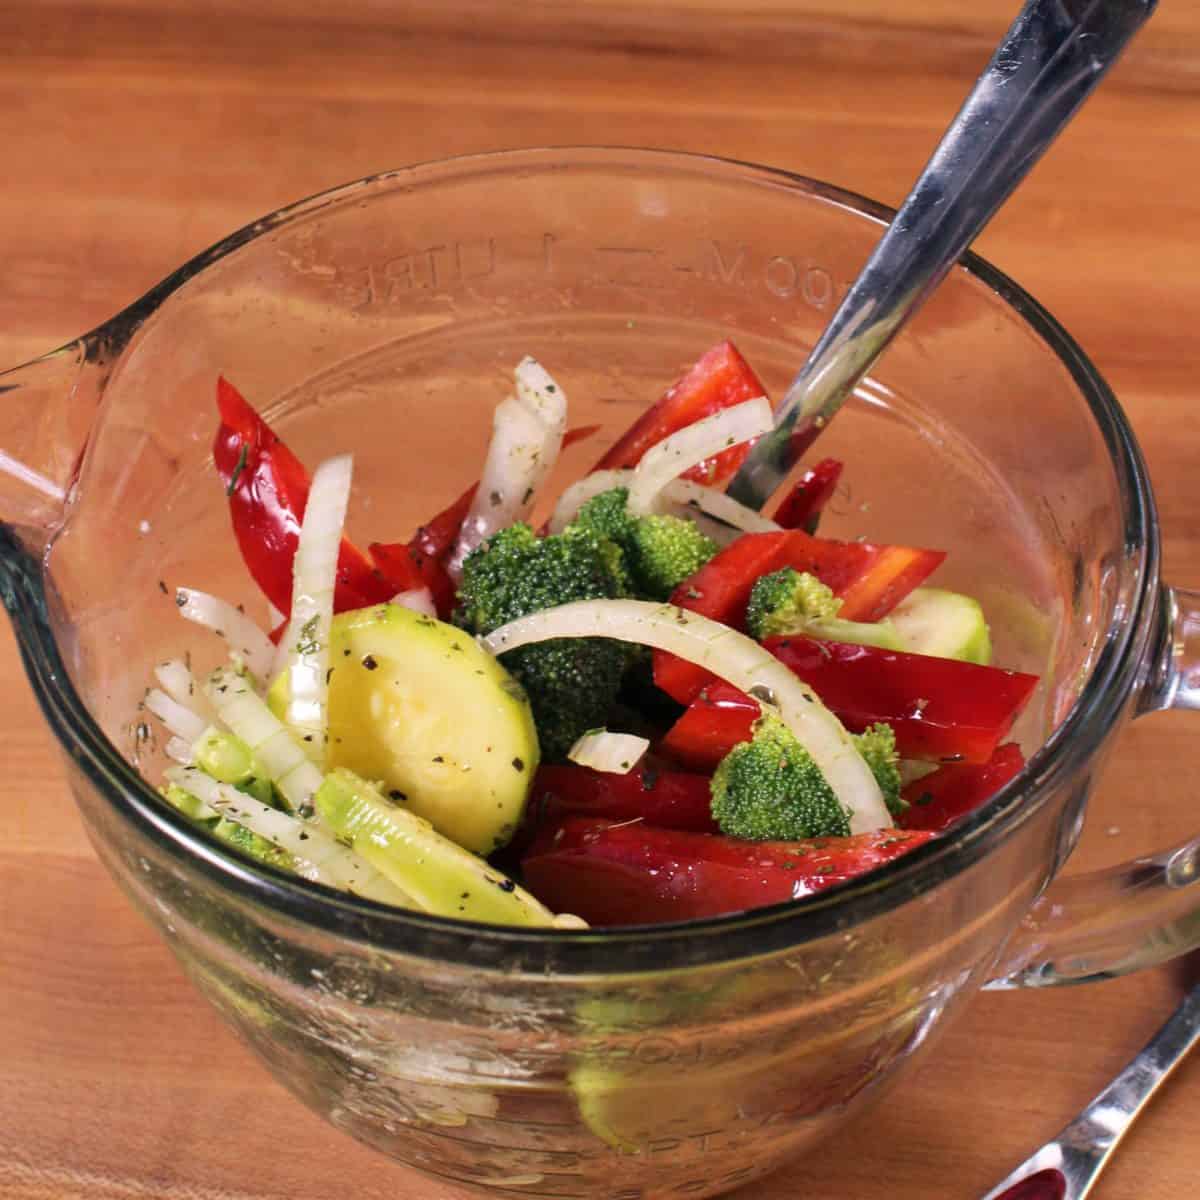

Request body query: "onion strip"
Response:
[284, 453, 353, 763]
[154, 659, 220, 727]
[567, 730, 650, 775]
[661, 479, 780, 535]
[391, 588, 437, 617]
[165, 735, 197, 765]
[482, 599, 890, 832]
[450, 358, 568, 575]
[166, 767, 414, 907]
[627, 396, 774, 515]
[204, 667, 324, 814]
[174, 588, 275, 683]
[144, 687, 209, 744]
[548, 469, 779, 544]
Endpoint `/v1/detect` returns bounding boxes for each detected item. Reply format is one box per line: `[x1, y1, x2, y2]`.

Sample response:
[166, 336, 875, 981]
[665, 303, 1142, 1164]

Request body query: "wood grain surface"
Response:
[3, 3, 1199, 1197]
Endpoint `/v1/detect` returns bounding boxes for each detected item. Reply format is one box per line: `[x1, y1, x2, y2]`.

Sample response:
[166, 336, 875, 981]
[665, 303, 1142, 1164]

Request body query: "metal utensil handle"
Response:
[980, 982, 1200, 1200]
[728, 0, 1157, 511]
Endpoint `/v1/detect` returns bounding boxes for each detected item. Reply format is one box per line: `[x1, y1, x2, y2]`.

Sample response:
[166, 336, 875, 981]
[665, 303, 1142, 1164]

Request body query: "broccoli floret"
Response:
[456, 523, 631, 761]
[710, 713, 905, 839]
[628, 515, 717, 600]
[854, 722, 905, 817]
[744, 567, 902, 650]
[572, 487, 717, 601]
[710, 712, 852, 841]
[573, 487, 636, 545]
[745, 568, 841, 640]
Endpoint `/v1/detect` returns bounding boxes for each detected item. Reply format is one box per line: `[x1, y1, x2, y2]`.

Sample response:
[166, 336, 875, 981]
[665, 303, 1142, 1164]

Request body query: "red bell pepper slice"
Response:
[772, 458, 844, 533]
[768, 637, 1037, 764]
[899, 743, 1026, 832]
[593, 341, 770, 487]
[528, 763, 717, 834]
[369, 425, 603, 619]
[660, 640, 1038, 767]
[658, 682, 758, 770]
[652, 530, 946, 703]
[213, 378, 392, 617]
[521, 819, 934, 924]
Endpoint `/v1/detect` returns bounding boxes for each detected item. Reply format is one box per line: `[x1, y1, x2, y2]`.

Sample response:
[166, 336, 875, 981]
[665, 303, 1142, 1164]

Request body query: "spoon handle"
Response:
[727, 0, 1157, 511]
[980, 983, 1200, 1200]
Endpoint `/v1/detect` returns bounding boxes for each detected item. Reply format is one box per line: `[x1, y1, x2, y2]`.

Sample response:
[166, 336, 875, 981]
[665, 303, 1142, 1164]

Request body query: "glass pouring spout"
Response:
[0, 340, 107, 551]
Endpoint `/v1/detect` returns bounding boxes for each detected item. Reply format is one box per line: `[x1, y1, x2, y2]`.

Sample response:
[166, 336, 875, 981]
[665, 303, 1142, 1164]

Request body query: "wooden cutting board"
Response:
[3, 4, 1199, 1197]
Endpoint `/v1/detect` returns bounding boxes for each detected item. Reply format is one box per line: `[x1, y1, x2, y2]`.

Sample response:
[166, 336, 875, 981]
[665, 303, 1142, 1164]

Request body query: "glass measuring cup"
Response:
[2, 148, 1197, 1199]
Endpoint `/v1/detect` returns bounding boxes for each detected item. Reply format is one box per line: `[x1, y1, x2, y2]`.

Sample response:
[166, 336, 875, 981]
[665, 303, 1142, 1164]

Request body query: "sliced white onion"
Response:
[284, 453, 353, 764]
[450, 360, 568, 576]
[552, 912, 590, 930]
[144, 687, 209, 744]
[547, 468, 779, 549]
[661, 479, 780, 535]
[165, 736, 197, 765]
[567, 730, 650, 775]
[269, 618, 293, 686]
[514, 355, 568, 437]
[547, 469, 633, 534]
[671, 507, 744, 548]
[174, 588, 276, 683]
[483, 599, 890, 833]
[392, 588, 437, 618]
[899, 760, 941, 786]
[166, 767, 414, 907]
[627, 396, 774, 516]
[154, 659, 221, 727]
[450, 397, 548, 574]
[205, 667, 324, 814]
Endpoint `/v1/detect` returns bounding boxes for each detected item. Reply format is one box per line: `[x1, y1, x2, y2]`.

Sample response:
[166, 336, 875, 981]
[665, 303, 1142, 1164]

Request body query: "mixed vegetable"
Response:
[144, 342, 1038, 929]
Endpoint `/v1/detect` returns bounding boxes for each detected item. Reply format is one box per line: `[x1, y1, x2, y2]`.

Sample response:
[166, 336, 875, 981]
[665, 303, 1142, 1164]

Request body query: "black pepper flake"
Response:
[174, 591, 187, 608]
[489, 489, 502, 507]
[512, 756, 525, 772]
[326, 668, 333, 684]
[298, 831, 310, 841]
[361, 654, 378, 671]
[915, 792, 934, 807]
[640, 763, 660, 792]
[343, 648, 351, 657]
[432, 755, 445, 764]
[496, 878, 516, 893]
[303, 734, 314, 743]
[157, 580, 168, 595]
[388, 789, 407, 803]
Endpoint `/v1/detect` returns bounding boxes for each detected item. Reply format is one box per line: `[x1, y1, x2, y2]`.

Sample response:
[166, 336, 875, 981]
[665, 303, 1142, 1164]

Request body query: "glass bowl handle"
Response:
[0, 342, 101, 550]
[987, 584, 1200, 989]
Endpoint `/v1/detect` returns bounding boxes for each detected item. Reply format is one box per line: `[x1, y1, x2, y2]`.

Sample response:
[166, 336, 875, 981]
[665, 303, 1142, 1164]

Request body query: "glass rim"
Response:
[8, 146, 1160, 975]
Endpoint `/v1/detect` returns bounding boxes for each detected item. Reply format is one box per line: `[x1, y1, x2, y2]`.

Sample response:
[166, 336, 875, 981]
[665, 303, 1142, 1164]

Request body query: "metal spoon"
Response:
[980, 983, 1200, 1200]
[727, 0, 1157, 512]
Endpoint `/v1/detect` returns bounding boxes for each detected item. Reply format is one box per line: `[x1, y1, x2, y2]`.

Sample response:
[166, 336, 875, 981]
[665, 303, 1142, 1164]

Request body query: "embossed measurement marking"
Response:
[329, 231, 852, 314]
